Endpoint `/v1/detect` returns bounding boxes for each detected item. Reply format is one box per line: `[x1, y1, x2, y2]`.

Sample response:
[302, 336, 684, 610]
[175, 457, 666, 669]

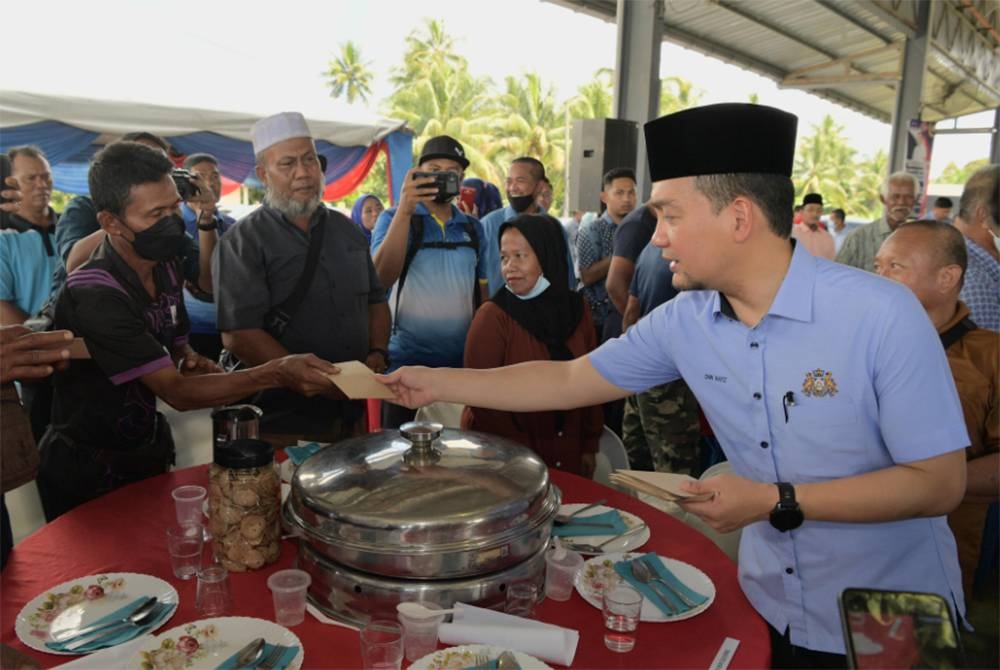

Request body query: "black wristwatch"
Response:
[196, 218, 218, 231]
[769, 482, 803, 532]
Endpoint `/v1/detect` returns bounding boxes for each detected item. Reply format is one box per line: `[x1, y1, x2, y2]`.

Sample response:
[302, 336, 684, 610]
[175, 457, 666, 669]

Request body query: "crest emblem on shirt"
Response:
[801, 369, 838, 397]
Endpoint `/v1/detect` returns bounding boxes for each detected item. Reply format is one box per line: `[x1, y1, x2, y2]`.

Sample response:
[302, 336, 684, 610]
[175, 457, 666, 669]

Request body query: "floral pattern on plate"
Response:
[409, 644, 551, 670]
[26, 575, 128, 638]
[574, 551, 717, 623]
[138, 622, 221, 670]
[131, 616, 302, 670]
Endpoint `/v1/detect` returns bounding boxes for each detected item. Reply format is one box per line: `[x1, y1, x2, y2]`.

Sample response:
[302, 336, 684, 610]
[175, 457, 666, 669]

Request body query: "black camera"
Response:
[171, 168, 201, 201]
[413, 170, 460, 203]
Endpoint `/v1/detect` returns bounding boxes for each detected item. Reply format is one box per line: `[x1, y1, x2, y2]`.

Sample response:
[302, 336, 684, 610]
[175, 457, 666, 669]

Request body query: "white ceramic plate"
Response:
[552, 504, 650, 555]
[574, 552, 716, 622]
[409, 644, 552, 670]
[15, 572, 179, 655]
[130, 616, 303, 669]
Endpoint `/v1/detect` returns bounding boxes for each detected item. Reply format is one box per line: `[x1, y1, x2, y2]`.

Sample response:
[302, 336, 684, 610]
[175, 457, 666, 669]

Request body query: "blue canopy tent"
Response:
[0, 91, 412, 203]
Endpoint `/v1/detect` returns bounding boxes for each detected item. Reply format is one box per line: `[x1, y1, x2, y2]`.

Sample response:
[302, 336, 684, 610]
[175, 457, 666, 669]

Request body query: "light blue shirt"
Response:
[590, 242, 967, 654]
[0, 230, 58, 317]
[959, 236, 1000, 331]
[372, 203, 488, 370]
[479, 205, 576, 297]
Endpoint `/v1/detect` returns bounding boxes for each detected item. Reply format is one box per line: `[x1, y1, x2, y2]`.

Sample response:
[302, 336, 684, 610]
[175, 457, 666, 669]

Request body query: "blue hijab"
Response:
[350, 194, 382, 243]
[462, 178, 503, 218]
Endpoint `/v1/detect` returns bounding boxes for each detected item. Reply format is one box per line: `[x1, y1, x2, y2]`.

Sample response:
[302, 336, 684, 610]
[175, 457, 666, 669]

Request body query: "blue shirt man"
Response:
[959, 236, 1000, 331]
[372, 201, 487, 370]
[0, 230, 59, 318]
[378, 104, 970, 664]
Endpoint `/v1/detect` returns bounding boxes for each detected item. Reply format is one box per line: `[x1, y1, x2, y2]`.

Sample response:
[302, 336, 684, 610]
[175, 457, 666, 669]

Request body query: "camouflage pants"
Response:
[622, 380, 702, 476]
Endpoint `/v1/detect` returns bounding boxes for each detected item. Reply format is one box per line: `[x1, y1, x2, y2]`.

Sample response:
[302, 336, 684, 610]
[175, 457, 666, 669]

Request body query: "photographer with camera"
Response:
[36, 141, 343, 521]
[372, 135, 489, 428]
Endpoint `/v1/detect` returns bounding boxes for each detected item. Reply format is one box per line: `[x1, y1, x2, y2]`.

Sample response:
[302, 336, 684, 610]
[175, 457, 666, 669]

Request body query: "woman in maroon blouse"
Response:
[462, 214, 603, 477]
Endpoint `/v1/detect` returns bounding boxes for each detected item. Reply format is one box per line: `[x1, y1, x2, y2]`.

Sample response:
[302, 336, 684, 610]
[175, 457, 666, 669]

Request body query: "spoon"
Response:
[553, 499, 607, 525]
[395, 602, 458, 619]
[51, 596, 158, 643]
[627, 560, 677, 615]
[496, 650, 522, 669]
[64, 599, 166, 651]
[630, 558, 697, 608]
[561, 523, 648, 554]
[231, 637, 266, 669]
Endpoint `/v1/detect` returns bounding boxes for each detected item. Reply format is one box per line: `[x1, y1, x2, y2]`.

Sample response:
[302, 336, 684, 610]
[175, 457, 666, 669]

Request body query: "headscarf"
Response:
[491, 214, 584, 361]
[462, 178, 503, 218]
[350, 193, 382, 243]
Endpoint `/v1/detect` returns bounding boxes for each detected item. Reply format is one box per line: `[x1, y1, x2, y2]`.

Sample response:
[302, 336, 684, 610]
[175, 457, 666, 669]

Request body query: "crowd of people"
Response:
[1, 101, 997, 667]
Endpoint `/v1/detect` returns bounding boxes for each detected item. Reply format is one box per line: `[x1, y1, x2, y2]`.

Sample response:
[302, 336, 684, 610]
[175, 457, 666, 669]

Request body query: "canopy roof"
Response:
[0, 91, 412, 200]
[550, 0, 1000, 123]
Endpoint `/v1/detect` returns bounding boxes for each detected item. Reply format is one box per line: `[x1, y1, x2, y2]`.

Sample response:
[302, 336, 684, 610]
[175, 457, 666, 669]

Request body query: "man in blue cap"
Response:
[379, 103, 968, 666]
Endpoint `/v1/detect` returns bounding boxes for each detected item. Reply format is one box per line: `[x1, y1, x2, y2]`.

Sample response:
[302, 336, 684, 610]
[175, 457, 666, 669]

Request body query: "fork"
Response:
[473, 652, 492, 669]
[562, 523, 648, 553]
[257, 643, 291, 670]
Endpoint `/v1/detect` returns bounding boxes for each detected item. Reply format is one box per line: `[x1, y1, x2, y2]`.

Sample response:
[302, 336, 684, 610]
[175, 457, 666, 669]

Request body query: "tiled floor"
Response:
[6, 403, 215, 545]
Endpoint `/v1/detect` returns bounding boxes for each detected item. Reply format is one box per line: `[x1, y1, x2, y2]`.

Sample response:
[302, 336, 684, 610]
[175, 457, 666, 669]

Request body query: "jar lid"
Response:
[214, 438, 274, 469]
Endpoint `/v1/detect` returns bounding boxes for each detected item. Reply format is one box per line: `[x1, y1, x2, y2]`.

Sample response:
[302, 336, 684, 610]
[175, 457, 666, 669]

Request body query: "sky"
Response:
[2, 0, 992, 180]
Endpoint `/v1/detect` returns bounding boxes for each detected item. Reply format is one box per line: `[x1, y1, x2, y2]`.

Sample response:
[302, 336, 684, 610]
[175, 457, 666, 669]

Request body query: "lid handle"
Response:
[399, 421, 443, 466]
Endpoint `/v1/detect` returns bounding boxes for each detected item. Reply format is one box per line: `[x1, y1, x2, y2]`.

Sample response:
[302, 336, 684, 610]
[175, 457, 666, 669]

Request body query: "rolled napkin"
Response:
[438, 602, 578, 666]
[46, 600, 175, 653]
[551, 509, 627, 537]
[613, 553, 708, 617]
[216, 643, 299, 670]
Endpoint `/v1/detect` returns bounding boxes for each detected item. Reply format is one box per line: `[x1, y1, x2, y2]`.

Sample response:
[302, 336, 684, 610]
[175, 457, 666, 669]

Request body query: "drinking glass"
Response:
[360, 619, 404, 670]
[166, 523, 203, 580]
[603, 584, 643, 652]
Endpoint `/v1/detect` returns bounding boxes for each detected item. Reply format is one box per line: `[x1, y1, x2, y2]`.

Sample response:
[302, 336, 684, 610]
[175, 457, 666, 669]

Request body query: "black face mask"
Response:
[124, 213, 187, 262]
[508, 193, 536, 213]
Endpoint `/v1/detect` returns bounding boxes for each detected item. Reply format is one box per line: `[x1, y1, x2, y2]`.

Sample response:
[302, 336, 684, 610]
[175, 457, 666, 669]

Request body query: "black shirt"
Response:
[50, 237, 189, 449]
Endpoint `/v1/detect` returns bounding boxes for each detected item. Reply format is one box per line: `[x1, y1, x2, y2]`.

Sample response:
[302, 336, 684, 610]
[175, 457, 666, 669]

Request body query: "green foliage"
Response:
[938, 157, 989, 186]
[50, 190, 74, 213]
[793, 115, 887, 221]
[320, 20, 888, 220]
[326, 41, 374, 105]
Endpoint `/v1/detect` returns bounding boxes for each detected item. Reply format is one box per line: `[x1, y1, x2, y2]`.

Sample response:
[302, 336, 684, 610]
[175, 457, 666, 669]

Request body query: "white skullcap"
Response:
[251, 111, 312, 156]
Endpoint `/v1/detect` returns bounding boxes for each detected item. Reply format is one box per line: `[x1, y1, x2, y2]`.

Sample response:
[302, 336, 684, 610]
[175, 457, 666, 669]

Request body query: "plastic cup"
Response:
[172, 485, 207, 525]
[196, 565, 231, 616]
[266, 569, 312, 626]
[505, 582, 539, 618]
[360, 619, 404, 670]
[544, 548, 584, 601]
[166, 523, 204, 580]
[397, 602, 444, 662]
[603, 584, 643, 652]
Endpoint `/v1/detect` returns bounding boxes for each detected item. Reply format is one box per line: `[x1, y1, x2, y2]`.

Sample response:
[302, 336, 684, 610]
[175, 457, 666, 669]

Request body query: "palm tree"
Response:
[390, 19, 465, 87]
[659, 76, 703, 115]
[794, 115, 858, 207]
[325, 41, 374, 104]
[850, 150, 888, 220]
[567, 68, 614, 120]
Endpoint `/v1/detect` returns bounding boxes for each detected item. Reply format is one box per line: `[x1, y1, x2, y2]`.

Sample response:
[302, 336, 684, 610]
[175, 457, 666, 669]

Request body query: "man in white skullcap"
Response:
[214, 112, 391, 443]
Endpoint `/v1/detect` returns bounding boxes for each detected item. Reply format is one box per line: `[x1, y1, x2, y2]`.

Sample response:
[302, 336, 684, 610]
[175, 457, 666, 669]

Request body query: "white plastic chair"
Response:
[679, 461, 742, 561]
[593, 425, 630, 489]
[414, 402, 465, 429]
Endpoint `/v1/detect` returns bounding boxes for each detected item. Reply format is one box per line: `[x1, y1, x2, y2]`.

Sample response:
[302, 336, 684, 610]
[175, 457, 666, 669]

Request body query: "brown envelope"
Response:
[326, 360, 395, 400]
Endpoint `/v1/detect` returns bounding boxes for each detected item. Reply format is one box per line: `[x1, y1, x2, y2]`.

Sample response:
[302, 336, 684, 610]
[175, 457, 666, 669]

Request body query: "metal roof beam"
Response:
[867, 0, 918, 38]
[708, 0, 841, 61]
[813, 0, 894, 44]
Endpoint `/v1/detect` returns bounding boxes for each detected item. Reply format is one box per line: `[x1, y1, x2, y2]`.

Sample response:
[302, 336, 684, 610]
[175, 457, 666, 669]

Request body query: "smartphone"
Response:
[459, 186, 477, 212]
[839, 587, 964, 669]
[1, 153, 12, 228]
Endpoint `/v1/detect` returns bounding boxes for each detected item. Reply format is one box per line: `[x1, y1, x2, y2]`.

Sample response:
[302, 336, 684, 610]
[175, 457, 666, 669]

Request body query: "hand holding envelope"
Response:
[326, 361, 395, 400]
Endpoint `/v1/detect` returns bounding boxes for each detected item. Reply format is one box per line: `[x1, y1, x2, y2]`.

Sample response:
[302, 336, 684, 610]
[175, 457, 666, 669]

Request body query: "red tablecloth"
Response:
[1, 467, 770, 668]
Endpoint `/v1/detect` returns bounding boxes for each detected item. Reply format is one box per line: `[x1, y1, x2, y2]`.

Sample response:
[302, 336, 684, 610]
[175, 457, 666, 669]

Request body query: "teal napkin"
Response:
[46, 600, 176, 652]
[551, 509, 627, 537]
[285, 442, 324, 465]
[216, 643, 300, 670]
[613, 553, 708, 617]
[460, 661, 497, 670]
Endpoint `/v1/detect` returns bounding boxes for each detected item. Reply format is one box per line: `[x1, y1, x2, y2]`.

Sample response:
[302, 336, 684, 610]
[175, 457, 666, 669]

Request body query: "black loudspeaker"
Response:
[567, 118, 638, 213]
